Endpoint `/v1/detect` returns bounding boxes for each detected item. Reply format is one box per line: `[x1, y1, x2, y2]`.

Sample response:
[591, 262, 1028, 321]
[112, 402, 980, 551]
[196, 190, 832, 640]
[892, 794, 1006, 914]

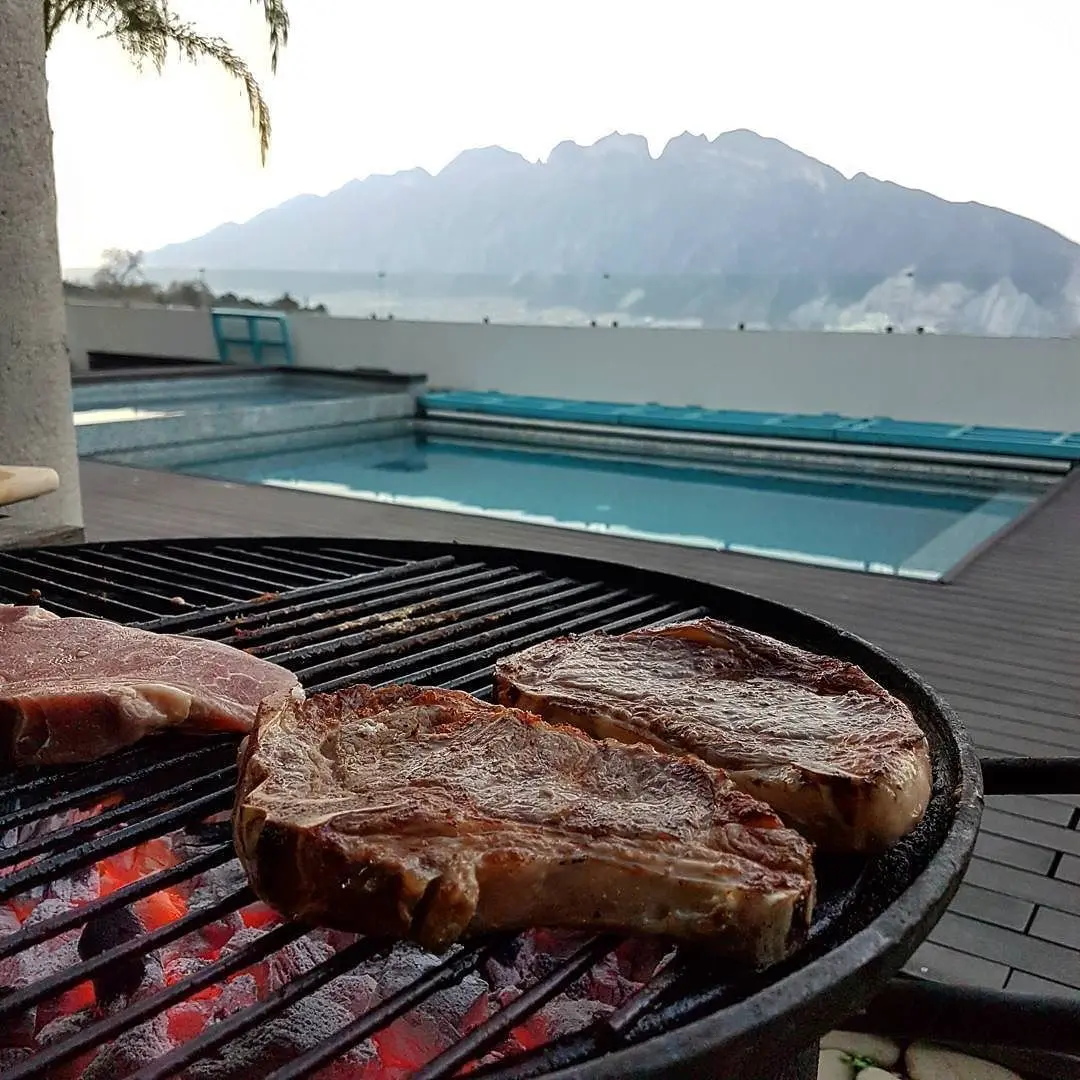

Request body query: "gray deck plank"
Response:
[75, 459, 1080, 995]
[986, 796, 1076, 827]
[945, 694, 1080, 736]
[963, 716, 1080, 755]
[1056, 857, 1080, 885]
[929, 913, 1080, 987]
[965, 861, 1080, 917]
[969, 730, 1080, 761]
[1005, 971, 1080, 999]
[1040, 794, 1080, 811]
[948, 884, 1034, 931]
[974, 833, 1056, 875]
[979, 809, 1080, 858]
[903, 941, 1010, 990]
[1030, 907, 1080, 949]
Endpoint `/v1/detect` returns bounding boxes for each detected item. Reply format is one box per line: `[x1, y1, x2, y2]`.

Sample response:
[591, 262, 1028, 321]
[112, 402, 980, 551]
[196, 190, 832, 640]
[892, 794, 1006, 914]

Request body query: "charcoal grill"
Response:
[0, 537, 1077, 1080]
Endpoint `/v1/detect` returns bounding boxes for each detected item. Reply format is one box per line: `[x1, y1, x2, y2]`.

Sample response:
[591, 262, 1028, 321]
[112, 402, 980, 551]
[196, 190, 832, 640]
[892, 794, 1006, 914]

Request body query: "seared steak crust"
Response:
[233, 683, 815, 966]
[495, 619, 931, 853]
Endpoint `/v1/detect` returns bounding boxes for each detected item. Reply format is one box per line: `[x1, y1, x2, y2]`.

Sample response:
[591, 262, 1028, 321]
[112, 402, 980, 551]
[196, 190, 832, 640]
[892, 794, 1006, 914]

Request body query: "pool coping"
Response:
[75, 361, 426, 390]
[936, 462, 1078, 582]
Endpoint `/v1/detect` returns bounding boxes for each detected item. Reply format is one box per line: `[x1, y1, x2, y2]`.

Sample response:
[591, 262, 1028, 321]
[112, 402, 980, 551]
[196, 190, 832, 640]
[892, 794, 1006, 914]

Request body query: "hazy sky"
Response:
[47, 0, 1079, 268]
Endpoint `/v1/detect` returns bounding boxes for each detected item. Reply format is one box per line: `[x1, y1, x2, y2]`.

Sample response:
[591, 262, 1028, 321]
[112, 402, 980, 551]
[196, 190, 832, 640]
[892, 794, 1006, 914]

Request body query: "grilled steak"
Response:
[0, 605, 299, 768]
[495, 619, 932, 853]
[233, 683, 816, 966]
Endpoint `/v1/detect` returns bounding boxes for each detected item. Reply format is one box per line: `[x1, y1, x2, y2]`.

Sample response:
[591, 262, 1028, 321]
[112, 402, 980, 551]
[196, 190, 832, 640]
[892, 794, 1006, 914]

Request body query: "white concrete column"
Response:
[0, 1, 84, 544]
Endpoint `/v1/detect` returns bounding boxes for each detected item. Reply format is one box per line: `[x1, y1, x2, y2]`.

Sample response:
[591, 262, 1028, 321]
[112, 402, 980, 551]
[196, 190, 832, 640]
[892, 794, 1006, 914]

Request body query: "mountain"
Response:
[149, 130, 1080, 336]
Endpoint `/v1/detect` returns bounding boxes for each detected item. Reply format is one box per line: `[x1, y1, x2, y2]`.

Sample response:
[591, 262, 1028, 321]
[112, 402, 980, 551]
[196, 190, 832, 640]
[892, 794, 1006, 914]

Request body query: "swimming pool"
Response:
[163, 432, 1046, 580]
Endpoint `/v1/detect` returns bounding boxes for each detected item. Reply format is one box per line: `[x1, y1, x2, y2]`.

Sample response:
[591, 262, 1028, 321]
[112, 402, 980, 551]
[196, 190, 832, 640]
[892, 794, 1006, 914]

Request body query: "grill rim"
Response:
[1, 535, 984, 1079]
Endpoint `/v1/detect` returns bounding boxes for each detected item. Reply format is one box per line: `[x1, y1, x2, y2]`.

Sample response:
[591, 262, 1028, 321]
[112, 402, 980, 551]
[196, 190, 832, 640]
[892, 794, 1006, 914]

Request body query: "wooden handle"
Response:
[0, 466, 60, 507]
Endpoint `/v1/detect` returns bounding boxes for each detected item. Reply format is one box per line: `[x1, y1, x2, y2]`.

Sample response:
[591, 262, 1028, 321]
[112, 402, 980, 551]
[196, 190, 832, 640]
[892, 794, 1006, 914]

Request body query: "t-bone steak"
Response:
[0, 604, 299, 768]
[494, 619, 932, 853]
[233, 683, 816, 966]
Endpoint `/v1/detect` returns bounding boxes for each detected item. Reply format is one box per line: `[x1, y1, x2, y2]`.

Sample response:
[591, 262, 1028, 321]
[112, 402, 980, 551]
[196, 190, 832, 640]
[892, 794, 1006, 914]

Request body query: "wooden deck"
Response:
[80, 459, 1080, 996]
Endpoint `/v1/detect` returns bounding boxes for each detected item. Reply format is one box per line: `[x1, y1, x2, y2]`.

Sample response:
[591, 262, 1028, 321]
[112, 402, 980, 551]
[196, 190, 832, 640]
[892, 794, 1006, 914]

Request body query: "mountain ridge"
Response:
[149, 129, 1080, 336]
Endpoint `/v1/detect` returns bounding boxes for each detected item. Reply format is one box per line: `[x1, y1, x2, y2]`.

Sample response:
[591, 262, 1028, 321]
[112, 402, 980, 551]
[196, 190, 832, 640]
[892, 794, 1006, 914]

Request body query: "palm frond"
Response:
[253, 0, 289, 73]
[44, 0, 92, 49]
[43, 0, 286, 164]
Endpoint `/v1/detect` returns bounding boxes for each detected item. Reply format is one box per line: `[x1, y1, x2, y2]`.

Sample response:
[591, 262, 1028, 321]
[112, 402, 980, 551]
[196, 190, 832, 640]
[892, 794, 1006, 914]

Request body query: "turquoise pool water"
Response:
[171, 434, 1043, 579]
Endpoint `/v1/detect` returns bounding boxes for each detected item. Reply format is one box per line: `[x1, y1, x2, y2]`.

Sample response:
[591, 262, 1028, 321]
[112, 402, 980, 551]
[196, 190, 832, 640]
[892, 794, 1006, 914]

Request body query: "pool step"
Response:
[73, 371, 369, 410]
[75, 382, 415, 459]
[88, 419, 412, 469]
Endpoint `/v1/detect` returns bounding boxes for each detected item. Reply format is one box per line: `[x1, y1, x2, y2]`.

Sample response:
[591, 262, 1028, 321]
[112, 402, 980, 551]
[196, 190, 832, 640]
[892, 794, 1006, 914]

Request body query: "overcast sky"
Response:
[47, 0, 1079, 268]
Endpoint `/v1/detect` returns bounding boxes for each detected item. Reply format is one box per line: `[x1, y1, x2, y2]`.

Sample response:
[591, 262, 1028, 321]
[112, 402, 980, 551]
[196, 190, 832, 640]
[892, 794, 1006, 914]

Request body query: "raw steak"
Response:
[495, 619, 932, 853]
[0, 605, 299, 768]
[233, 683, 816, 966]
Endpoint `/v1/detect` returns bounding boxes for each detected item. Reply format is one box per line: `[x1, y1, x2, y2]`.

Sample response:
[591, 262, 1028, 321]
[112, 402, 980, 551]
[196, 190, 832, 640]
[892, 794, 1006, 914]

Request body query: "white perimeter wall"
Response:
[66, 302, 217, 368]
[66, 302, 1080, 430]
[289, 315, 1080, 429]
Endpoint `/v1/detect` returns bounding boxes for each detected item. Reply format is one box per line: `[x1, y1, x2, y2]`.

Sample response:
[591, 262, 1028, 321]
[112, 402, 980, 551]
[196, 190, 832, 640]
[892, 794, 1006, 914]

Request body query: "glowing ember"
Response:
[0, 800, 667, 1078]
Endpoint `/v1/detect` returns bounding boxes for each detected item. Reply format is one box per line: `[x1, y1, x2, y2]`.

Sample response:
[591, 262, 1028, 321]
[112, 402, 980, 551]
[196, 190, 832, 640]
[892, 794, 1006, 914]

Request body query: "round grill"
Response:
[0, 537, 982, 1080]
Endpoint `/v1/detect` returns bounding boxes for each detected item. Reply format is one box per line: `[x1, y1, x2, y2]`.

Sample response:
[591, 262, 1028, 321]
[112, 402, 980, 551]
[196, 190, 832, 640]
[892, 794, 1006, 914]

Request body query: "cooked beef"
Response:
[0, 605, 299, 768]
[233, 683, 815, 966]
[495, 619, 932, 854]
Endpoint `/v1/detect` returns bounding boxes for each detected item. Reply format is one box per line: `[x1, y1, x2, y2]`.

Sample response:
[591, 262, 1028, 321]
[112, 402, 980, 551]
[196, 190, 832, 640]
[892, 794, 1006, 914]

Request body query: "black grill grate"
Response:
[0, 541, 407, 622]
[1, 539, 722, 1080]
